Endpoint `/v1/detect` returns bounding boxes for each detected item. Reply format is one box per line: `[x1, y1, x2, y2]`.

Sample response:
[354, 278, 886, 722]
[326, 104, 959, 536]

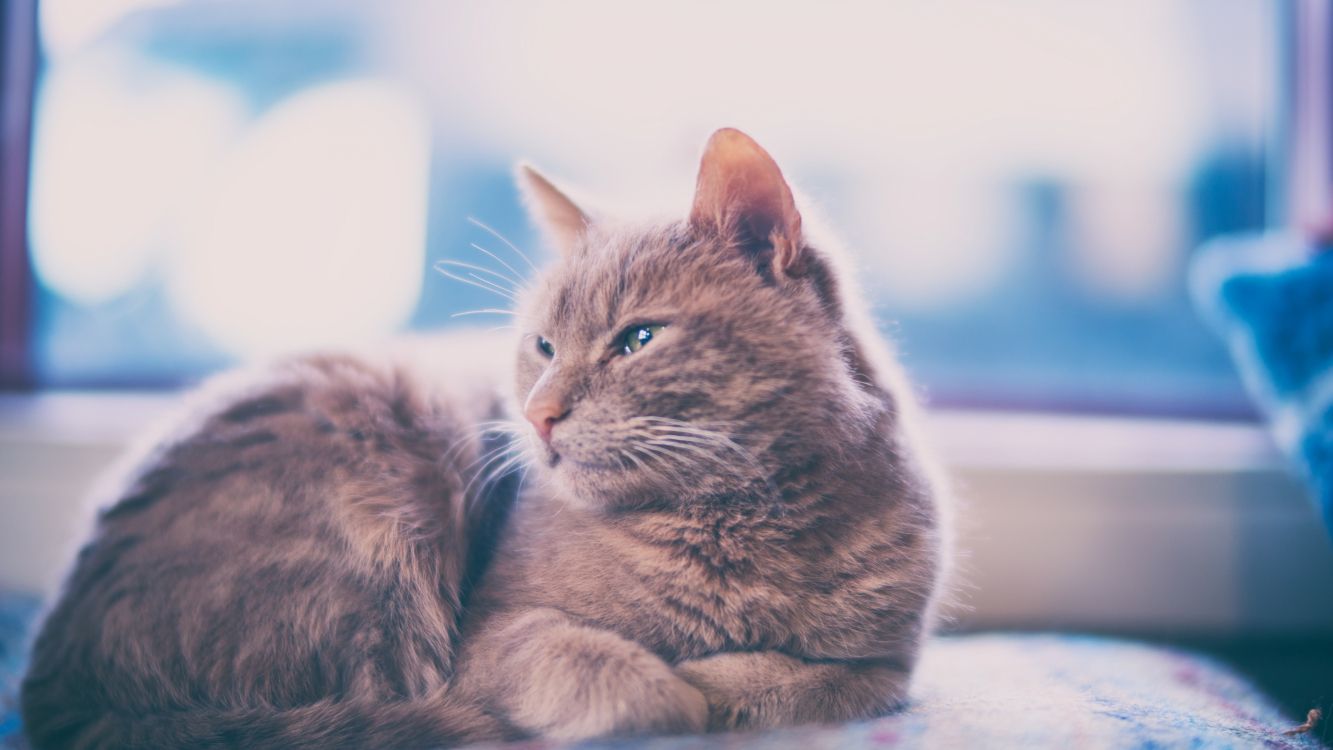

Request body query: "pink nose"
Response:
[524, 397, 569, 442]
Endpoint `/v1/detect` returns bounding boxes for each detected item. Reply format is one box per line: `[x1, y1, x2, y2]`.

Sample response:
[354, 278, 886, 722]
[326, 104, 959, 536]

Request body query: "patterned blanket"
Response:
[0, 594, 1321, 749]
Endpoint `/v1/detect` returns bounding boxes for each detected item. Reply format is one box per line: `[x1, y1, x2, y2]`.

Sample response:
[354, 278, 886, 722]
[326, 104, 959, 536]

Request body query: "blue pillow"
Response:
[1192, 232, 1333, 538]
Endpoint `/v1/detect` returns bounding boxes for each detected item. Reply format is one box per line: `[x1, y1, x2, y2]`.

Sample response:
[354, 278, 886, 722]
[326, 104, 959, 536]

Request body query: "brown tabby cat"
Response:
[21, 128, 948, 748]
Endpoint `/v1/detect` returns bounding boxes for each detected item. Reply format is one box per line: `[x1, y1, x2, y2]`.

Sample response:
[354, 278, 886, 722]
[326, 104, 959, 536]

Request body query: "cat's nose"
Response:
[524, 396, 569, 443]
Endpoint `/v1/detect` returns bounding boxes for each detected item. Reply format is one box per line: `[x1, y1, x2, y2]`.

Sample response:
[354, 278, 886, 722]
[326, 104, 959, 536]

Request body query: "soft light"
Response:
[39, 0, 180, 59]
[169, 79, 431, 358]
[28, 50, 243, 306]
[850, 177, 1018, 310]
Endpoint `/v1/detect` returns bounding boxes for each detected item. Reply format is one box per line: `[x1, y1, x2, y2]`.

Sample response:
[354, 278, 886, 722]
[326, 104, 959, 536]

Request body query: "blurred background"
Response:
[12, 0, 1274, 412]
[1, 0, 1330, 717]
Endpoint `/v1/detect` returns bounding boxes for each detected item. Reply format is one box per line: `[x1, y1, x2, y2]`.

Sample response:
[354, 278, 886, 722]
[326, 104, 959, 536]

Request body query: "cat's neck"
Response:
[602, 408, 901, 564]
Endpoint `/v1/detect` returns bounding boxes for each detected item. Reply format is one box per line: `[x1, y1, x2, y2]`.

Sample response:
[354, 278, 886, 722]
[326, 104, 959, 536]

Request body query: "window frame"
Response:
[0, 2, 1308, 411]
[0, 0, 37, 390]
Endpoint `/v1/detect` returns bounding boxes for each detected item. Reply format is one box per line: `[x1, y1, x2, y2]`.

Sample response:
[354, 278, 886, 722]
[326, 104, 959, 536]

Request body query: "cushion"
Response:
[1191, 232, 1333, 540]
[0, 594, 1320, 749]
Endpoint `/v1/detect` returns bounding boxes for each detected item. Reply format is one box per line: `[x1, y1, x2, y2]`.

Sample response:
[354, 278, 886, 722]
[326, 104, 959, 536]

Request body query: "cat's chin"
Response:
[545, 458, 682, 512]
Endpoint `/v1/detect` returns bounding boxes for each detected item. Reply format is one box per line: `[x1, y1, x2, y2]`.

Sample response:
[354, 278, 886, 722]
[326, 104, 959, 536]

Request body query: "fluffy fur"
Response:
[22, 129, 948, 748]
[21, 340, 520, 748]
[454, 128, 948, 736]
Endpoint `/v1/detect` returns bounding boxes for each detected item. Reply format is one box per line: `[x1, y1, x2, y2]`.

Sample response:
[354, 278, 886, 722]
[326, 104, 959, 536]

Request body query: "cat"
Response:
[21, 128, 949, 748]
[20, 338, 520, 748]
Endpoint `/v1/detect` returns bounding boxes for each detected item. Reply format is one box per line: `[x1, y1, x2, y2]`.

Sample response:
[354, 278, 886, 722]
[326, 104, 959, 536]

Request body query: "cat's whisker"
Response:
[632, 443, 692, 482]
[635, 420, 742, 440]
[452, 422, 527, 483]
[436, 259, 525, 292]
[478, 452, 523, 486]
[462, 443, 522, 504]
[636, 425, 757, 465]
[633, 421, 749, 451]
[467, 216, 539, 273]
[476, 450, 531, 500]
[478, 428, 524, 437]
[517, 461, 534, 494]
[442, 421, 517, 470]
[643, 434, 757, 470]
[440, 437, 478, 469]
[642, 437, 724, 466]
[450, 309, 518, 318]
[627, 447, 683, 487]
[615, 447, 648, 473]
[460, 442, 511, 480]
[460, 426, 522, 469]
[632, 415, 741, 430]
[636, 430, 731, 448]
[465, 273, 519, 301]
[435, 266, 519, 303]
[468, 242, 526, 284]
[629, 418, 781, 500]
[637, 421, 760, 463]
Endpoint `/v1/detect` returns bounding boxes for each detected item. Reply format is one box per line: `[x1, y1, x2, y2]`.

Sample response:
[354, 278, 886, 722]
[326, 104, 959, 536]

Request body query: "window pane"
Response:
[27, 1, 1271, 415]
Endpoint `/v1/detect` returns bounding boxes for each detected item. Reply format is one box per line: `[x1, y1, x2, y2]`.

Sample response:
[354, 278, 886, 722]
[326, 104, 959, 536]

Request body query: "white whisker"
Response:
[451, 308, 518, 318]
[632, 444, 691, 485]
[467, 216, 539, 273]
[435, 266, 518, 303]
[644, 437, 722, 464]
[436, 259, 524, 292]
[462, 443, 520, 504]
[465, 273, 519, 301]
[468, 242, 526, 283]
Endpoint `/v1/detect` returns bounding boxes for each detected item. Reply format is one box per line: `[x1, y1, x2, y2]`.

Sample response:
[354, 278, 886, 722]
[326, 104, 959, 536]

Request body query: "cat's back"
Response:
[21, 330, 518, 748]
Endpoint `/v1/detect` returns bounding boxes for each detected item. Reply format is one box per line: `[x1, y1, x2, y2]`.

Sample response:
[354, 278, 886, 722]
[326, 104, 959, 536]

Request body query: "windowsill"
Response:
[0, 390, 1287, 473]
[1, 390, 1330, 636]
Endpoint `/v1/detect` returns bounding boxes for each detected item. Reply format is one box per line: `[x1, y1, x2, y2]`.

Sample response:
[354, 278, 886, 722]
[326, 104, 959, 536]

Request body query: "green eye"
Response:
[537, 336, 555, 358]
[621, 324, 666, 355]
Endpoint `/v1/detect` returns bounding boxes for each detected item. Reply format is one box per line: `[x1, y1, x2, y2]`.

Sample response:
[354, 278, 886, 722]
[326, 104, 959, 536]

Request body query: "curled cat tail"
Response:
[20, 346, 525, 750]
[23, 693, 510, 750]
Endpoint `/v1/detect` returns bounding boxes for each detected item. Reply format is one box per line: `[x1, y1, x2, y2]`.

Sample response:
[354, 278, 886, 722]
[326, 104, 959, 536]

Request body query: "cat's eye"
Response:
[620, 324, 666, 355]
[537, 336, 555, 358]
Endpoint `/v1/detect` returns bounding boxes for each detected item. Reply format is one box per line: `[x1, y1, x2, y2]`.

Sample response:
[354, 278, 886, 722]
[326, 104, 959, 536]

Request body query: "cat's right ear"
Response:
[688, 128, 807, 278]
[516, 163, 592, 257]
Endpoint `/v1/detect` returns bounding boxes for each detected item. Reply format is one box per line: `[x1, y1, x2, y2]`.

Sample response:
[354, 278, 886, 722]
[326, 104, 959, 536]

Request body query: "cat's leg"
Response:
[480, 608, 708, 740]
[675, 651, 909, 730]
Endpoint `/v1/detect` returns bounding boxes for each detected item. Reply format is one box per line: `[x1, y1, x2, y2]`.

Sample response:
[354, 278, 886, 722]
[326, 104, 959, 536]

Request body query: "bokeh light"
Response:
[28, 49, 242, 306]
[169, 79, 431, 357]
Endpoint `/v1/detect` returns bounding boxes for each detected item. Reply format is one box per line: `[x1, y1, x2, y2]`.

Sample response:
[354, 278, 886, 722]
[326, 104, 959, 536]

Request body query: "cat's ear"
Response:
[689, 128, 806, 277]
[516, 163, 592, 256]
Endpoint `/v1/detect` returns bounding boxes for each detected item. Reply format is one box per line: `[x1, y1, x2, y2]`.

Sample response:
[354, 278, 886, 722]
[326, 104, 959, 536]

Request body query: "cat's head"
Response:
[513, 128, 887, 510]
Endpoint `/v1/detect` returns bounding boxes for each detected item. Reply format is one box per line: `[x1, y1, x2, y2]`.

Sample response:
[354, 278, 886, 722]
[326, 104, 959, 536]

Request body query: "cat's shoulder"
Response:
[89, 330, 517, 513]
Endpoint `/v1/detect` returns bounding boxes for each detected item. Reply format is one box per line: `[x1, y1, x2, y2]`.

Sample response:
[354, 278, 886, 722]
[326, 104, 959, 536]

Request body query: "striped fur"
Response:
[22, 344, 520, 748]
[454, 130, 949, 736]
[22, 129, 948, 747]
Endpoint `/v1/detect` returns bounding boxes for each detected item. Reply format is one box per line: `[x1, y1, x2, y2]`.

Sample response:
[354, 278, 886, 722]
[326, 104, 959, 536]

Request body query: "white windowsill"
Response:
[0, 391, 1288, 473]
[1, 391, 1330, 636]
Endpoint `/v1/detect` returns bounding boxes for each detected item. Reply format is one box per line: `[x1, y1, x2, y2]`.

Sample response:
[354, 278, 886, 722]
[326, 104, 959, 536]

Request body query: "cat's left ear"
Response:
[689, 128, 806, 277]
[516, 163, 592, 256]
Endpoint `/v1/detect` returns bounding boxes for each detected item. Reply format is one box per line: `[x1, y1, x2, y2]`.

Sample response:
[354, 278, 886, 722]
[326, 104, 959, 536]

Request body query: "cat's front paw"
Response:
[501, 615, 707, 740]
[675, 657, 768, 730]
[676, 652, 909, 731]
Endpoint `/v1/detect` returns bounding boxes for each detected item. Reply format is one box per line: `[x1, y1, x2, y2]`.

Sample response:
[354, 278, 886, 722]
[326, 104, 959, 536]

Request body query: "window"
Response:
[13, 1, 1274, 416]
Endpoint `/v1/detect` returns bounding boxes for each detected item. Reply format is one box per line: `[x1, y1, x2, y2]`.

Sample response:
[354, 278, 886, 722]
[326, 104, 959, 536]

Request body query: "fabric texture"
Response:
[0, 593, 1321, 749]
[0, 593, 39, 750]
[1192, 232, 1333, 540]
